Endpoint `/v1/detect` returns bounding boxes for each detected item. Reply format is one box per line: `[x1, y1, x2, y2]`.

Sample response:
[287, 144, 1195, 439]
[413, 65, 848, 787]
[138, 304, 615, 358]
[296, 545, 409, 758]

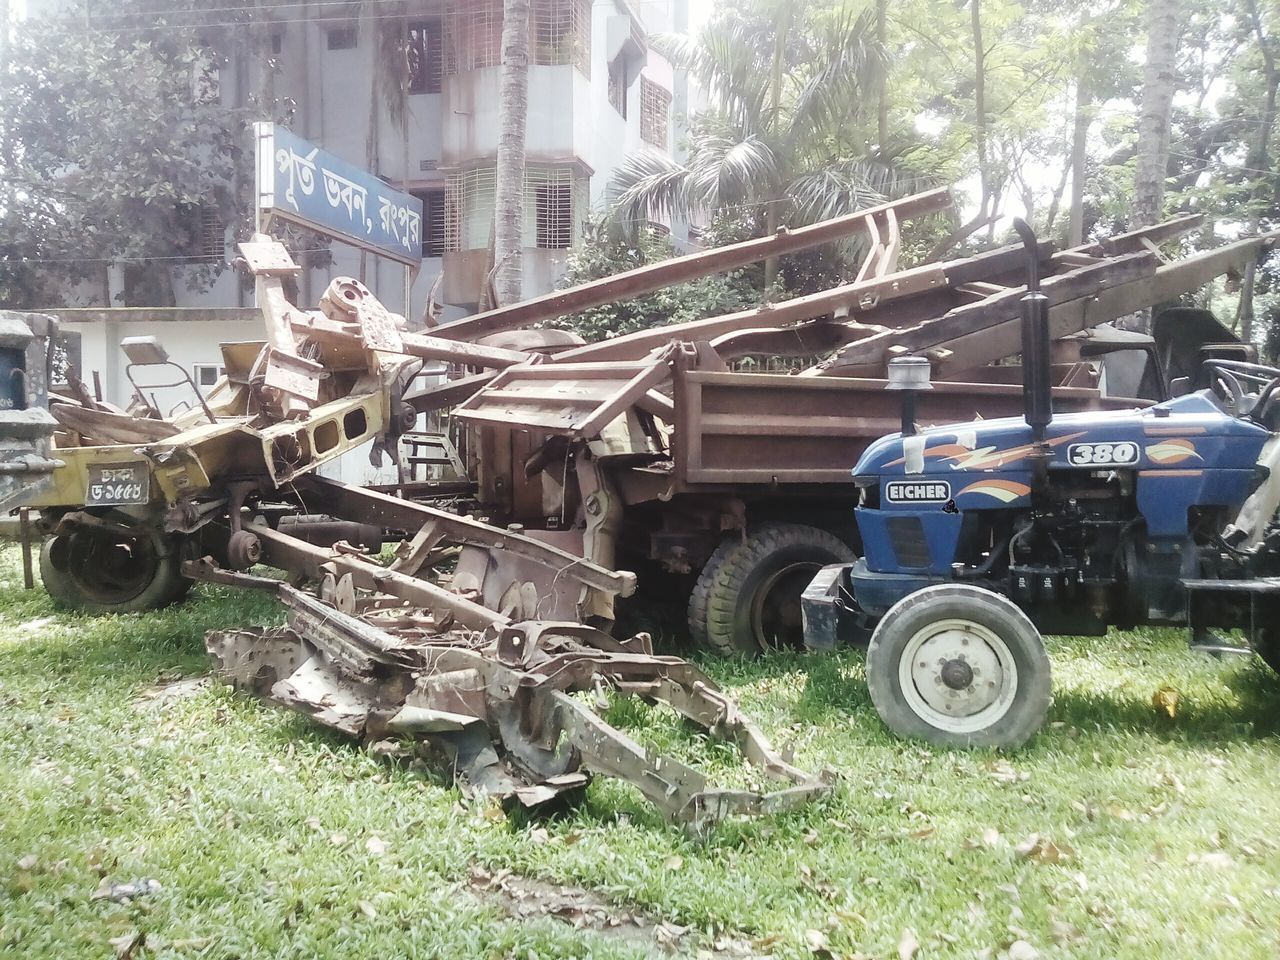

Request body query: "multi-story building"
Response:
[25, 0, 689, 419]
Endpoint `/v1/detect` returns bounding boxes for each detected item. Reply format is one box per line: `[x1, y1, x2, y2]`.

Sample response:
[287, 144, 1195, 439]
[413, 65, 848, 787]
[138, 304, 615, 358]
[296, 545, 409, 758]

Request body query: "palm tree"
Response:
[611, 0, 923, 286]
[494, 0, 530, 307]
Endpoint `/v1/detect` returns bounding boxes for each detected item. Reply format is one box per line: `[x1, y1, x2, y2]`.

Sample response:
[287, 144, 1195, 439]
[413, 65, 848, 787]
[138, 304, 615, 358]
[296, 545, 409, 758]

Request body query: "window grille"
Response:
[444, 0, 503, 74]
[408, 19, 444, 94]
[412, 188, 448, 258]
[526, 167, 575, 249]
[198, 208, 227, 262]
[640, 76, 671, 148]
[445, 0, 589, 75]
[446, 166, 583, 252]
[327, 26, 357, 51]
[444, 167, 497, 252]
[531, 0, 591, 75]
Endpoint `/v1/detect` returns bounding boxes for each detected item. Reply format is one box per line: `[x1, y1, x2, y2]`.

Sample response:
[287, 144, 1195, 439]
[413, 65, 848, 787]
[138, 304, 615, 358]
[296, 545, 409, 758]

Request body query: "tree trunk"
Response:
[1133, 0, 1182, 229]
[1238, 0, 1277, 344]
[1067, 77, 1090, 246]
[875, 0, 889, 149]
[970, 0, 995, 235]
[494, 0, 530, 308]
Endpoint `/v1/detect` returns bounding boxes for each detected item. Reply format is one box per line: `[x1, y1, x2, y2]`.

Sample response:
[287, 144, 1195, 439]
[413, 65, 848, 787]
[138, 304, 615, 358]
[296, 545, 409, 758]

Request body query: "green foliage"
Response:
[0, 3, 285, 309]
[546, 217, 762, 342]
[612, 0, 941, 239]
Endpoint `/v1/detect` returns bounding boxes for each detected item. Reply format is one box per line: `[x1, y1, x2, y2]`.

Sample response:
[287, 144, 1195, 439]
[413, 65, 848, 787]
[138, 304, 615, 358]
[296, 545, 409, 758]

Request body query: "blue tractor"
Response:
[803, 221, 1280, 749]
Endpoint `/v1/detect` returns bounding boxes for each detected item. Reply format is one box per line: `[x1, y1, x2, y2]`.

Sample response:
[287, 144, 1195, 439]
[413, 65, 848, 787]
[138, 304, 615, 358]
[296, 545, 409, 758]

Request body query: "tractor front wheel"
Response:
[866, 584, 1051, 749]
[39, 529, 190, 614]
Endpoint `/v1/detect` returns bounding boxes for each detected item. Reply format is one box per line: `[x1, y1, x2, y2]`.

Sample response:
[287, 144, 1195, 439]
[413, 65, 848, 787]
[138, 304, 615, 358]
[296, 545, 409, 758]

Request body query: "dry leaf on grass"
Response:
[108, 931, 145, 960]
[365, 837, 387, 857]
[1006, 939, 1039, 960]
[1151, 686, 1180, 720]
[899, 927, 920, 960]
[805, 928, 832, 955]
[357, 899, 378, 919]
[663, 855, 684, 871]
[1014, 834, 1074, 864]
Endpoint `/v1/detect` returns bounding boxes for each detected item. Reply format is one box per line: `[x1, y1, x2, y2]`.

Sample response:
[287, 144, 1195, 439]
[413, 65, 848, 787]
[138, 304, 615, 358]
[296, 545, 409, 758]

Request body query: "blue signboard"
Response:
[254, 122, 424, 267]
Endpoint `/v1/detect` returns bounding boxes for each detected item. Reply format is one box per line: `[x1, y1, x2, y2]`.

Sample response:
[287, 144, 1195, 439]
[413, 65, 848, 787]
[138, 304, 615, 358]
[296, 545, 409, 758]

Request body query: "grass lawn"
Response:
[3, 543, 1280, 959]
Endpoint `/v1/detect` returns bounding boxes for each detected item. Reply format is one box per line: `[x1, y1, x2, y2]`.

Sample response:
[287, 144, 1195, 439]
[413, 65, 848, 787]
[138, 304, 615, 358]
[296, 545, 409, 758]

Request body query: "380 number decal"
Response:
[1066, 441, 1139, 466]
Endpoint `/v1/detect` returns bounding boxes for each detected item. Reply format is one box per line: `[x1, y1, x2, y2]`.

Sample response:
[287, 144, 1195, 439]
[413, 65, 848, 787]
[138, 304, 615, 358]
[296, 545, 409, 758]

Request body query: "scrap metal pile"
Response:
[18, 186, 1277, 823]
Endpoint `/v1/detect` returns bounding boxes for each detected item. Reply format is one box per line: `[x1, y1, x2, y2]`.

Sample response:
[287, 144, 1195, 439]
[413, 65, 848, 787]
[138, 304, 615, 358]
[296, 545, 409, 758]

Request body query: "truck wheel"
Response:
[689, 523, 856, 655]
[39, 530, 190, 614]
[1255, 628, 1280, 676]
[866, 584, 1051, 749]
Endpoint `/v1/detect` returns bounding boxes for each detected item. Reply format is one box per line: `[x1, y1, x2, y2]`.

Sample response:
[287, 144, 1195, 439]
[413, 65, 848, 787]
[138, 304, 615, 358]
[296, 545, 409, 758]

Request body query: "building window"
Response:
[528, 168, 575, 249]
[531, 0, 591, 76]
[408, 19, 444, 94]
[412, 188, 447, 258]
[327, 26, 357, 51]
[445, 165, 583, 252]
[178, 204, 227, 264]
[444, 167, 497, 252]
[445, 0, 589, 76]
[271, 32, 283, 54]
[640, 77, 671, 149]
[444, 0, 503, 74]
[193, 364, 225, 388]
[608, 57, 629, 117]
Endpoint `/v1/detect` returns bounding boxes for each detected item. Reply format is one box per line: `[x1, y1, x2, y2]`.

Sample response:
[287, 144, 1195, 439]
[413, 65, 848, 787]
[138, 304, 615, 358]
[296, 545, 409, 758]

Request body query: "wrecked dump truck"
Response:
[399, 195, 1266, 654]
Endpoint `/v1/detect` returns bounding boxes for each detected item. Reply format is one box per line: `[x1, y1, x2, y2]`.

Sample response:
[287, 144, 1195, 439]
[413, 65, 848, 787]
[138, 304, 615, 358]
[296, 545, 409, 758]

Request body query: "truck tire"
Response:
[866, 584, 1051, 749]
[688, 523, 856, 655]
[39, 530, 190, 615]
[1255, 628, 1280, 676]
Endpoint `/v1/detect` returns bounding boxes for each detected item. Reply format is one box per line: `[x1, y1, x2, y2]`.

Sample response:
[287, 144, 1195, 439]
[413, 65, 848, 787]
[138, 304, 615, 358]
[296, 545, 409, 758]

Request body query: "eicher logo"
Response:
[885, 480, 952, 504]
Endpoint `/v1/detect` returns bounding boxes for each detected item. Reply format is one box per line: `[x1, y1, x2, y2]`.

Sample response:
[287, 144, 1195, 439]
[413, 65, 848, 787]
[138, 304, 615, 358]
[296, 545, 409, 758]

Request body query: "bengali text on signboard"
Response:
[255, 122, 423, 267]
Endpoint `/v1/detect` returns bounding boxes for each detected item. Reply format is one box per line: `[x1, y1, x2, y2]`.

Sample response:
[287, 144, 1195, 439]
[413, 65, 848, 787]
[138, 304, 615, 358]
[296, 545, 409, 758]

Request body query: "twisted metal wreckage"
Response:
[11, 187, 1276, 825]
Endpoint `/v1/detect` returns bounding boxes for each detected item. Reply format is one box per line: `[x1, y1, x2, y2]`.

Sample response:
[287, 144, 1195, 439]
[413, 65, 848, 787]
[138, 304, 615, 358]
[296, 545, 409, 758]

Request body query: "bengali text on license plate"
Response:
[85, 464, 150, 506]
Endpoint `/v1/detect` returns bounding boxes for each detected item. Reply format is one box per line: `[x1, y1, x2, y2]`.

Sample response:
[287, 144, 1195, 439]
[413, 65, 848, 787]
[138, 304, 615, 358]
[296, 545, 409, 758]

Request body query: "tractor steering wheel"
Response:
[1204, 359, 1280, 420]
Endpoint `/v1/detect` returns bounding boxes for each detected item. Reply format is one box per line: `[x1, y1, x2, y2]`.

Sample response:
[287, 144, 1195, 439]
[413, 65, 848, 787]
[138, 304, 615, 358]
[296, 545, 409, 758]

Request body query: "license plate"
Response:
[85, 463, 151, 506]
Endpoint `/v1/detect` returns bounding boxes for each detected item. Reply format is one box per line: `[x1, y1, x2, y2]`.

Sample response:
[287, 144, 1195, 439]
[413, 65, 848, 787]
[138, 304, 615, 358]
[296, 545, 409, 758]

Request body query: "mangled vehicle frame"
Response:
[13, 188, 1273, 823]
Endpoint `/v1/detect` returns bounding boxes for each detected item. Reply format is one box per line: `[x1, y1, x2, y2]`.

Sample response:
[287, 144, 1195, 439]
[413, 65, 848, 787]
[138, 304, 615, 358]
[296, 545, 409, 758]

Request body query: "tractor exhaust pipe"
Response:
[1012, 218, 1052, 441]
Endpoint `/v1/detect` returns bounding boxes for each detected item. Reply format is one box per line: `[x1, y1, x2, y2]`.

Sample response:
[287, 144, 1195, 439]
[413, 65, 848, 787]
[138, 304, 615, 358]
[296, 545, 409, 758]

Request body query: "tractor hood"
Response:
[853, 390, 1270, 486]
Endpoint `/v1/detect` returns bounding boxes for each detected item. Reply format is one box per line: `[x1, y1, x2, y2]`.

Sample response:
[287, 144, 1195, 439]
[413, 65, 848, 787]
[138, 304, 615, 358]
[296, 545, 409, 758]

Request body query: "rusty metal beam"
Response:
[821, 251, 1157, 374]
[292, 475, 638, 598]
[291, 313, 530, 368]
[429, 189, 953, 343]
[552, 239, 1058, 366]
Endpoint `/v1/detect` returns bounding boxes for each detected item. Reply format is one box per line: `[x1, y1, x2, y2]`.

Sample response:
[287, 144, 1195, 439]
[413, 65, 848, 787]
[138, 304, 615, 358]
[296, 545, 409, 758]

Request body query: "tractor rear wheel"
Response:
[688, 523, 856, 655]
[866, 584, 1051, 749]
[39, 529, 190, 614]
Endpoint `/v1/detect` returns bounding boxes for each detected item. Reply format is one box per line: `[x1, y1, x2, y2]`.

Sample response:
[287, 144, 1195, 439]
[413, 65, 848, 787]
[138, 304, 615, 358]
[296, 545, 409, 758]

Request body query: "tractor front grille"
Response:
[886, 515, 930, 569]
